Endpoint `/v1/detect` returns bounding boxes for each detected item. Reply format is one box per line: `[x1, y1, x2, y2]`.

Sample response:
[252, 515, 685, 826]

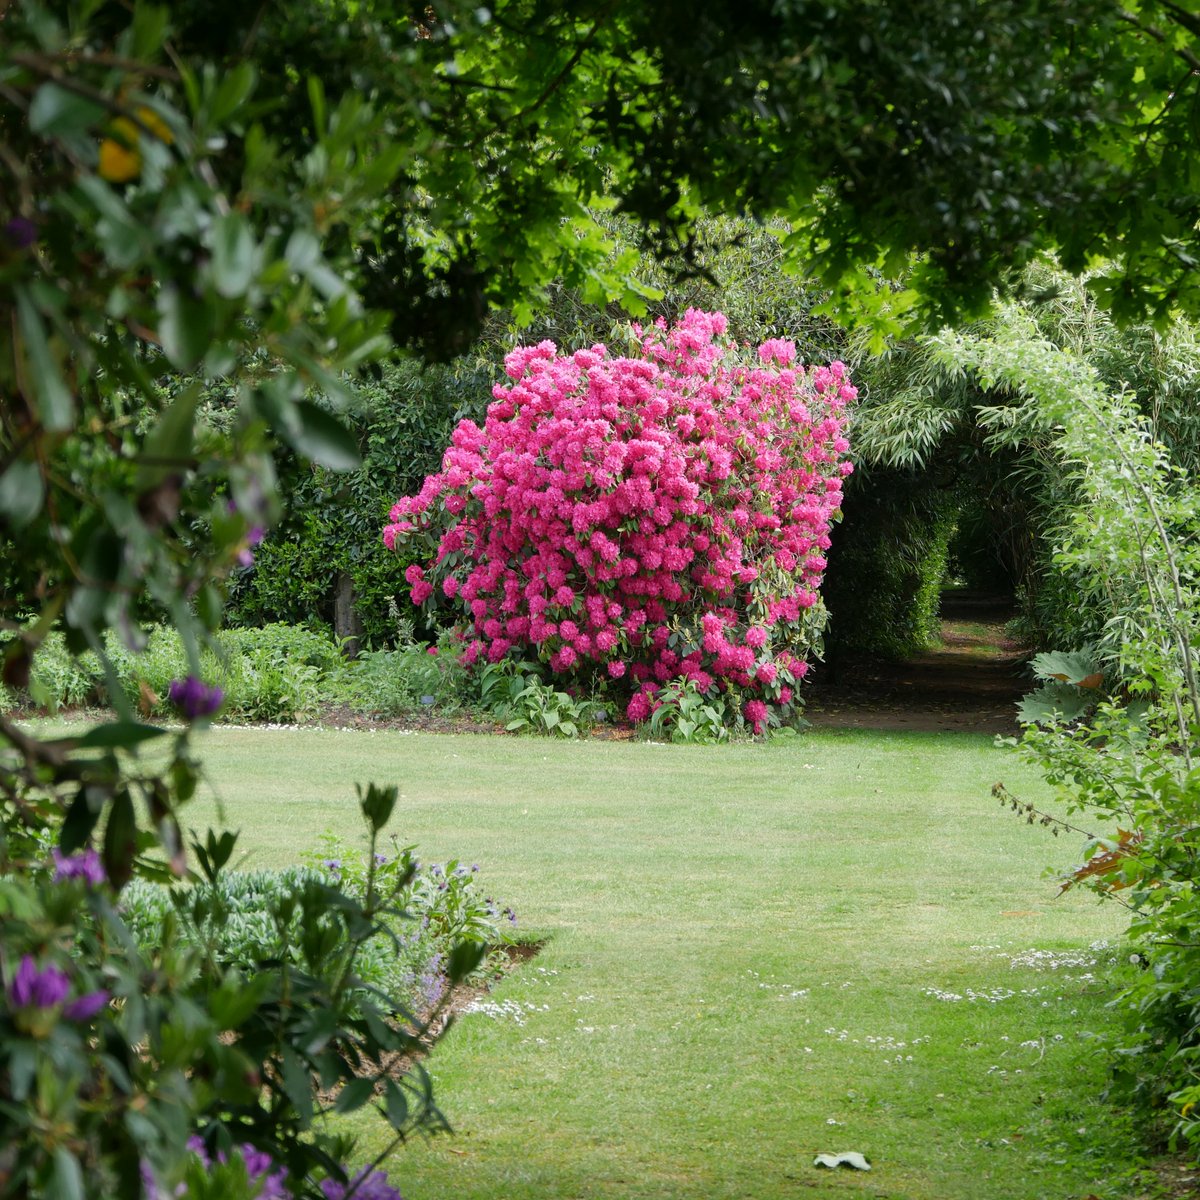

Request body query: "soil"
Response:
[802, 591, 1031, 735]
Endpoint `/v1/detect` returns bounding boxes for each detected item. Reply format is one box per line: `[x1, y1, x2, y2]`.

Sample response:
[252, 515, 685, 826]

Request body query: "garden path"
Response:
[803, 591, 1029, 734]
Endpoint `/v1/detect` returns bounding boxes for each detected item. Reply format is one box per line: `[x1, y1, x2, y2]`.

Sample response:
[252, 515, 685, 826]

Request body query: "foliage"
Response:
[0, 6, 494, 1194]
[820, 467, 959, 660]
[224, 360, 494, 646]
[386, 311, 853, 730]
[70, 1, 1200, 352]
[967, 315, 1200, 1154]
[0, 788, 481, 1198]
[1015, 649, 1109, 727]
[501, 674, 594, 740]
[646, 677, 731, 744]
[122, 842, 517, 1021]
[0, 624, 349, 724]
[843, 261, 1200, 655]
[333, 635, 474, 717]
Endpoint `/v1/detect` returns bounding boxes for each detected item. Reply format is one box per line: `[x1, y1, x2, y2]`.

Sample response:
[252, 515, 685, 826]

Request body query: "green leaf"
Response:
[210, 213, 256, 298]
[137, 385, 201, 487]
[383, 1078, 409, 1130]
[1030, 650, 1101, 687]
[29, 83, 105, 137]
[446, 939, 485, 983]
[209, 62, 257, 123]
[130, 5, 170, 60]
[51, 1148, 85, 1200]
[157, 287, 215, 370]
[1016, 683, 1093, 726]
[334, 1077, 376, 1114]
[208, 972, 272, 1029]
[280, 1045, 314, 1130]
[8, 1042, 37, 1102]
[102, 789, 138, 890]
[60, 785, 106, 854]
[15, 289, 73, 430]
[358, 782, 398, 834]
[76, 722, 168, 750]
[0, 460, 45, 526]
[285, 401, 362, 470]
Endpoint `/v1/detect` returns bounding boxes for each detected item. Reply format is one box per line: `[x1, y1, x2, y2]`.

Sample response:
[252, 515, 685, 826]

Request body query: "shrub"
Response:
[333, 633, 473, 717]
[122, 843, 518, 1020]
[0, 787, 478, 1198]
[952, 313, 1200, 1155]
[501, 673, 594, 739]
[385, 310, 854, 731]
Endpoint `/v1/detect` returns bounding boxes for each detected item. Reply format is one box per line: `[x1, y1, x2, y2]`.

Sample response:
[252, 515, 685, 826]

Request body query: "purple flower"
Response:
[64, 989, 110, 1021]
[180, 1140, 292, 1200]
[52, 847, 106, 887]
[167, 675, 224, 720]
[3, 217, 37, 249]
[374, 852, 388, 865]
[323, 858, 342, 874]
[321, 1167, 405, 1200]
[8, 955, 70, 1009]
[418, 953, 446, 1009]
[236, 526, 266, 568]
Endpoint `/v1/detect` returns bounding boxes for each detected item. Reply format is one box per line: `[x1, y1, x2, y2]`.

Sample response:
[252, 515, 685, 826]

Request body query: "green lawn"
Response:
[185, 725, 1142, 1200]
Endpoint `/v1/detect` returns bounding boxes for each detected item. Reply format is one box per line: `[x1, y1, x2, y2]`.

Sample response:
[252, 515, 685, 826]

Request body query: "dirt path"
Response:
[803, 592, 1030, 735]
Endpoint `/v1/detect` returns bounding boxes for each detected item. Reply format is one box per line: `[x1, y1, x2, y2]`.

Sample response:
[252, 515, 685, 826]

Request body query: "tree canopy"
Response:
[29, 0, 1198, 358]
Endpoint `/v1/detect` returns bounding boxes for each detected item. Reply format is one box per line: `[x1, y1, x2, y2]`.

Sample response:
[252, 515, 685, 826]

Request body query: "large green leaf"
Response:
[209, 212, 256, 298]
[0, 459, 44, 526]
[15, 289, 73, 430]
[285, 401, 362, 470]
[157, 287, 215, 370]
[29, 83, 104, 136]
[137, 385, 202, 487]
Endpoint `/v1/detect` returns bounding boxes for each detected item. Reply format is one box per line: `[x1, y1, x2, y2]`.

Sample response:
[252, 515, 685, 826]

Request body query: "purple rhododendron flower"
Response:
[179, 1139, 291, 1199]
[52, 847, 106, 886]
[64, 989, 110, 1021]
[321, 1168, 405, 1200]
[167, 675, 224, 720]
[8, 955, 71, 1009]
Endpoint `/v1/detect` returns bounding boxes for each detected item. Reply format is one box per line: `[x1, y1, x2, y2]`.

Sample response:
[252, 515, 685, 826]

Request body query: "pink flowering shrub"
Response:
[384, 310, 854, 732]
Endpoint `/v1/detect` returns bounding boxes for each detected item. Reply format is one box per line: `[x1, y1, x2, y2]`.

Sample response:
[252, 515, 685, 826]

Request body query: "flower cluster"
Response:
[7, 955, 109, 1037]
[52, 847, 106, 887]
[140, 1142, 405, 1200]
[384, 310, 853, 730]
[168, 675, 224, 720]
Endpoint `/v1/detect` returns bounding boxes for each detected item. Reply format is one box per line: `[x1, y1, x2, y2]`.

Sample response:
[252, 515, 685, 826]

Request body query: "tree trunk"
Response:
[333, 572, 364, 658]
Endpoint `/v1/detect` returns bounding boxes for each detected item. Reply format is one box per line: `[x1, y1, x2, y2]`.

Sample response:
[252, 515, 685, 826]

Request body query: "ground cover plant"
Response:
[165, 723, 1153, 1200]
[121, 847, 518, 1021]
[385, 310, 855, 734]
[0, 623, 479, 724]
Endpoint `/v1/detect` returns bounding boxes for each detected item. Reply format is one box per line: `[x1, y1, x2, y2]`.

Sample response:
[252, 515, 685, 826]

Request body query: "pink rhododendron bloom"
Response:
[383, 310, 852, 730]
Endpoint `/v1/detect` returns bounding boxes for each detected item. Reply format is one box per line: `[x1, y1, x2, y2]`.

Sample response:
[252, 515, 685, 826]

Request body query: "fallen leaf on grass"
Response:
[814, 1151, 871, 1171]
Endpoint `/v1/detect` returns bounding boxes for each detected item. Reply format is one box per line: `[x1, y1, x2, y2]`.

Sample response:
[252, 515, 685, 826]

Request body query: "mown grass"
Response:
[180, 725, 1146, 1200]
